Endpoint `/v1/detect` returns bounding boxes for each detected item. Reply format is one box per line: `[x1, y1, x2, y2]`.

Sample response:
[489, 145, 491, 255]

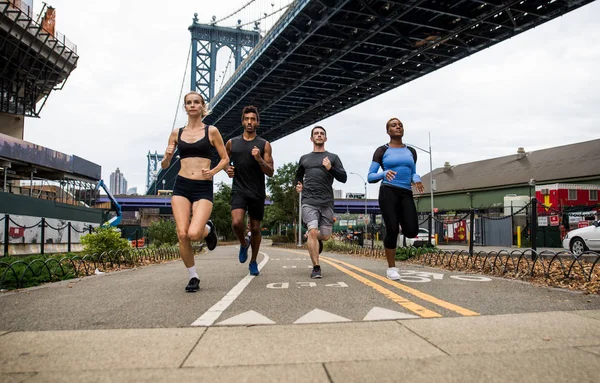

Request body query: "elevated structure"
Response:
[0, 1, 78, 140]
[149, 0, 596, 194]
[189, 14, 261, 103]
[204, 0, 595, 143]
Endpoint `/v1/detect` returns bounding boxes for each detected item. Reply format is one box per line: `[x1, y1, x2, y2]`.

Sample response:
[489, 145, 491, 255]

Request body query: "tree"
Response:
[80, 226, 131, 254]
[212, 182, 234, 240]
[266, 162, 300, 236]
[146, 219, 177, 247]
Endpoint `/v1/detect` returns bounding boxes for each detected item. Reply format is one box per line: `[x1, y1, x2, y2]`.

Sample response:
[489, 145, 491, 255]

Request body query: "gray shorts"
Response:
[302, 204, 334, 237]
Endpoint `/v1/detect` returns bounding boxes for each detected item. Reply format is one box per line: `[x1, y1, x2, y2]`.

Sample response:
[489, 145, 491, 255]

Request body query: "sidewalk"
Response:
[1, 310, 599, 382]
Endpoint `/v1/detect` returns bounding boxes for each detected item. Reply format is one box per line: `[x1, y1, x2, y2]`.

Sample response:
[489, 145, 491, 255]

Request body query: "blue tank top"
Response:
[177, 125, 212, 160]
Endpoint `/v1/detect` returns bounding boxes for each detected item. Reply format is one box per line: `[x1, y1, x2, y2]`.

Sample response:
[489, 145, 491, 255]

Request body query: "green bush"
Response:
[80, 226, 131, 254]
[395, 246, 437, 261]
[146, 219, 178, 246]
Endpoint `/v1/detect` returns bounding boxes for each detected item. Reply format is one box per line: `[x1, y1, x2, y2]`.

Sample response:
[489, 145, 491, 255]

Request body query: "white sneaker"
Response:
[386, 267, 400, 280]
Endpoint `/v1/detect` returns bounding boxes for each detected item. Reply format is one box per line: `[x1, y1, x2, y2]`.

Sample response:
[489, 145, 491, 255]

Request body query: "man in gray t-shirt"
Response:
[295, 126, 347, 278]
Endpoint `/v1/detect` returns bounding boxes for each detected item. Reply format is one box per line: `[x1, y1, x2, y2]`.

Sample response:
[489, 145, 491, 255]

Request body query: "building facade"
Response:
[110, 168, 128, 195]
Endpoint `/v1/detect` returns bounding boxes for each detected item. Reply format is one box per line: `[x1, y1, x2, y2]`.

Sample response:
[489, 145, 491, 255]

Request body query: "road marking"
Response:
[320, 257, 441, 318]
[191, 252, 269, 326]
[363, 307, 419, 321]
[322, 256, 480, 317]
[294, 309, 351, 324]
[216, 310, 275, 326]
[276, 248, 479, 317]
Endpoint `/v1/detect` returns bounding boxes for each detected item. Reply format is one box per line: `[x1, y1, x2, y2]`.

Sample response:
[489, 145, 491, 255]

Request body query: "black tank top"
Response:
[177, 125, 212, 160]
[230, 135, 267, 199]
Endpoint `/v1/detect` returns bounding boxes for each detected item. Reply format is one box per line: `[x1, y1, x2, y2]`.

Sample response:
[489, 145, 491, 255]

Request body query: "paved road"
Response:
[1, 244, 599, 331]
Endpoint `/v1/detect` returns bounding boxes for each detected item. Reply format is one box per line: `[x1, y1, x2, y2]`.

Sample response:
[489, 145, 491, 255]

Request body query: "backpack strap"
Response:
[407, 146, 417, 164]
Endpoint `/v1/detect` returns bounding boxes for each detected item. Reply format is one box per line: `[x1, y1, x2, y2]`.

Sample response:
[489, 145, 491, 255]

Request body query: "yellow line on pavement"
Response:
[279, 249, 440, 318]
[320, 258, 442, 318]
[321, 256, 480, 317]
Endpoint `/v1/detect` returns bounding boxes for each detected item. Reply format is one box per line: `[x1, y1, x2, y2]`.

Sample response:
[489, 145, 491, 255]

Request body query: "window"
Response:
[568, 189, 577, 201]
[591, 190, 598, 201]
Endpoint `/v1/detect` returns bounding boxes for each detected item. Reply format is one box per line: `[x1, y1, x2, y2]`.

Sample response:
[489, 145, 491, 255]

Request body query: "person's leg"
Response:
[248, 217, 262, 263]
[316, 206, 335, 256]
[188, 199, 213, 241]
[379, 187, 402, 280]
[302, 205, 321, 267]
[247, 198, 265, 275]
[231, 208, 248, 247]
[397, 189, 419, 239]
[172, 196, 193, 267]
[172, 195, 199, 291]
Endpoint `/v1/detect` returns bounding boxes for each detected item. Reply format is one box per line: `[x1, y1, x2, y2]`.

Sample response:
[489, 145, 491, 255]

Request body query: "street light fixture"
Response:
[405, 132, 434, 246]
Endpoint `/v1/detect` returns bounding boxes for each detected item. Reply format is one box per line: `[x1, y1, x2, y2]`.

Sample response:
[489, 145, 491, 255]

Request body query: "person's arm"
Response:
[295, 163, 305, 186]
[253, 141, 274, 177]
[367, 161, 385, 183]
[329, 155, 347, 183]
[295, 163, 305, 193]
[225, 139, 234, 178]
[161, 130, 178, 169]
[411, 159, 425, 193]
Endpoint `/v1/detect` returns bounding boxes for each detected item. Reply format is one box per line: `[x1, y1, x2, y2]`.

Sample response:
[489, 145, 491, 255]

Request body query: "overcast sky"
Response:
[25, 0, 600, 198]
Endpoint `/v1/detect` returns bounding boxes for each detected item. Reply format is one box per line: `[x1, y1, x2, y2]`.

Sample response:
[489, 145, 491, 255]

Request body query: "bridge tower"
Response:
[146, 151, 164, 192]
[188, 13, 260, 102]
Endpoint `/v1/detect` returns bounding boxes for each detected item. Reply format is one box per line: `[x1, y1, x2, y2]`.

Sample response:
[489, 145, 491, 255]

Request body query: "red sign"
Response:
[9, 227, 25, 238]
[549, 216, 559, 226]
[578, 221, 590, 228]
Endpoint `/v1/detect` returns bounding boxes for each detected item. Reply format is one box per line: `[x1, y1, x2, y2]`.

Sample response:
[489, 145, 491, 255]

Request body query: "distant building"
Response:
[110, 168, 128, 195]
[346, 192, 365, 199]
[333, 189, 343, 199]
[127, 187, 138, 195]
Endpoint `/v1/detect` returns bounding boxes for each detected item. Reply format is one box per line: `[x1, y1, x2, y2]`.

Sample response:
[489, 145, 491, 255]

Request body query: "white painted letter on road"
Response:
[325, 282, 348, 288]
[266, 283, 289, 289]
[297, 282, 317, 288]
[450, 275, 492, 282]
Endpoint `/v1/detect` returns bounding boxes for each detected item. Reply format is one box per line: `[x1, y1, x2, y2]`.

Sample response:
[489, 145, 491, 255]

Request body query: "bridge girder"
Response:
[202, 0, 595, 143]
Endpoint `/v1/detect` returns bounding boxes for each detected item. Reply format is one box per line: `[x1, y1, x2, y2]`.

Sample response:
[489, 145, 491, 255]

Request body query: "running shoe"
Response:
[310, 266, 322, 279]
[205, 220, 217, 251]
[386, 267, 400, 281]
[239, 238, 250, 263]
[185, 277, 200, 292]
[249, 261, 259, 276]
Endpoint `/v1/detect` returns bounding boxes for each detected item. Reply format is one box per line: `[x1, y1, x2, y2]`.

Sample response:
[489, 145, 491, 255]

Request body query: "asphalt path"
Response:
[1, 244, 599, 331]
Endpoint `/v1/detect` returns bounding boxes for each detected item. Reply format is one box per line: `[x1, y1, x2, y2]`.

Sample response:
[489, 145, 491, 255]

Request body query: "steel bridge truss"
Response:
[203, 0, 595, 143]
[0, 1, 78, 117]
[189, 13, 261, 103]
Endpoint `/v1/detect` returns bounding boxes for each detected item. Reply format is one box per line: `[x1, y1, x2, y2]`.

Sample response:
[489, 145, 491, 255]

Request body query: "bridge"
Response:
[147, 0, 596, 194]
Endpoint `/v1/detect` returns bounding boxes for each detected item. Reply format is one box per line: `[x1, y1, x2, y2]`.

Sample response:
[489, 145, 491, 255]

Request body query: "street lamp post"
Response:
[405, 132, 434, 246]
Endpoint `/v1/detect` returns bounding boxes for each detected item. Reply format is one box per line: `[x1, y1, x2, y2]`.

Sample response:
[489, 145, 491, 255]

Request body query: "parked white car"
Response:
[398, 228, 434, 247]
[562, 221, 600, 255]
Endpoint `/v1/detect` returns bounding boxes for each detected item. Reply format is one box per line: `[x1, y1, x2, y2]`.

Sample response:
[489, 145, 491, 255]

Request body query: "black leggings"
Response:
[379, 185, 418, 249]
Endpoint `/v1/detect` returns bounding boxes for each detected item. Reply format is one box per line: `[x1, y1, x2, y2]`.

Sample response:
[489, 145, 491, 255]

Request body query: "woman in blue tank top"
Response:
[161, 91, 229, 293]
[368, 117, 425, 281]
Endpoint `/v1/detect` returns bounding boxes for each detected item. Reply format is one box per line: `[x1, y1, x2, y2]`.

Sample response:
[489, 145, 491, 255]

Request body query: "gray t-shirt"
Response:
[295, 151, 347, 207]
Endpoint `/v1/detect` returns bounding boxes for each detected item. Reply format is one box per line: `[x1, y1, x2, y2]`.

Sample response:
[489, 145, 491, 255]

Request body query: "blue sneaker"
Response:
[249, 261, 259, 276]
[238, 239, 250, 263]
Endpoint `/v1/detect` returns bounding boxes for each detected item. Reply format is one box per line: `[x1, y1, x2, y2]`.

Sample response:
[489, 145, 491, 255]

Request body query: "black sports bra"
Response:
[177, 125, 212, 160]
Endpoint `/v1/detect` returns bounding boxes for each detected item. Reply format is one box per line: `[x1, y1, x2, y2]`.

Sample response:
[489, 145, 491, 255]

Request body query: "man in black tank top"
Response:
[226, 106, 274, 276]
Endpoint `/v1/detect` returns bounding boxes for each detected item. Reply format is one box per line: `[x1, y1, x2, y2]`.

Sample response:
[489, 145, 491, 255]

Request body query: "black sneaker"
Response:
[318, 239, 323, 254]
[310, 266, 322, 279]
[205, 220, 217, 251]
[185, 277, 200, 292]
